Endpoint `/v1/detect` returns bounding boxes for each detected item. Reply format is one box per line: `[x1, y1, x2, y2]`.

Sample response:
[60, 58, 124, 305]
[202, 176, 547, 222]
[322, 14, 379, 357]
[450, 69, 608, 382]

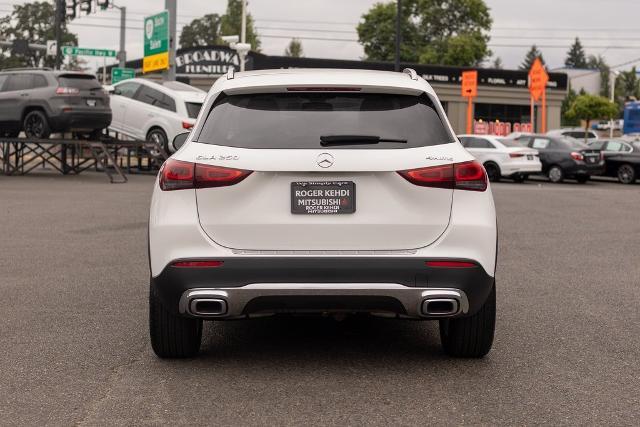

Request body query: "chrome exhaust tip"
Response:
[189, 298, 228, 317]
[422, 298, 460, 316]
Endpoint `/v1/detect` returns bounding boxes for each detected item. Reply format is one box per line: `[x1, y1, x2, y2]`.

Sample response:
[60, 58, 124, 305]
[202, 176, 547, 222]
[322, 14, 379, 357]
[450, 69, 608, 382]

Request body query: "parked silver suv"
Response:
[0, 68, 112, 139]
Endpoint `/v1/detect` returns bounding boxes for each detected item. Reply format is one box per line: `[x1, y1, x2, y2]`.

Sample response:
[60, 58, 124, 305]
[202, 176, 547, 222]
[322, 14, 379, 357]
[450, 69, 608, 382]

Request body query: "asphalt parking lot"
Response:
[1, 173, 639, 425]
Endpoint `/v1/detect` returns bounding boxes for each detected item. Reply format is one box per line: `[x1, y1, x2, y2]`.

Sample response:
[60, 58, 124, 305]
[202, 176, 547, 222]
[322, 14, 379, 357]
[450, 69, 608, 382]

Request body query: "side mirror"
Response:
[104, 85, 116, 94]
[171, 132, 190, 152]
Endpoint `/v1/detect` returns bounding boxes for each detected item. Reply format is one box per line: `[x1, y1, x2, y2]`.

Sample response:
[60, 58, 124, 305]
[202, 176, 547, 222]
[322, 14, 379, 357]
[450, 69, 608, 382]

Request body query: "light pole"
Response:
[395, 0, 401, 72]
[609, 70, 619, 138]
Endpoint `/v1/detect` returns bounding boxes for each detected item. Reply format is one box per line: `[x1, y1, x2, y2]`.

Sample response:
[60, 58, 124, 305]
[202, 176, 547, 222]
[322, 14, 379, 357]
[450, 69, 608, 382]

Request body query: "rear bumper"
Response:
[501, 161, 542, 176]
[49, 110, 112, 132]
[564, 161, 605, 177]
[151, 257, 495, 319]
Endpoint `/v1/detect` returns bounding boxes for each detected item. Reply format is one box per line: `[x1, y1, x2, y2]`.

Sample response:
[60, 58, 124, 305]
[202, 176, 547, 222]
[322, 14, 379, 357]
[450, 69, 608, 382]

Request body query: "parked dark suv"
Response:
[512, 134, 604, 183]
[0, 68, 111, 139]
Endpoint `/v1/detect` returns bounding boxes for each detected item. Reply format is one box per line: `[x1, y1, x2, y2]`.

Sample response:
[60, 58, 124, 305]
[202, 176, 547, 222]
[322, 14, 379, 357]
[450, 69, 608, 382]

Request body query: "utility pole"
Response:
[118, 6, 126, 68]
[395, 0, 401, 72]
[163, 0, 177, 81]
[54, 0, 65, 70]
[240, 0, 247, 72]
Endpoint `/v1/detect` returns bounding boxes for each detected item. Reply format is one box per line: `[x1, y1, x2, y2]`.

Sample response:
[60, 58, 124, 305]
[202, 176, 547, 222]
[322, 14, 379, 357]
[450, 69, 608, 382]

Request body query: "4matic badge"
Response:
[196, 154, 239, 161]
[425, 155, 453, 162]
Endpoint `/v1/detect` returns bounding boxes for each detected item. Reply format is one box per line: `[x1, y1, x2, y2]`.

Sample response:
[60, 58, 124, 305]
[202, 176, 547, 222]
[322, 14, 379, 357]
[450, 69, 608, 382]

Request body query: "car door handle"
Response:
[148, 113, 155, 117]
[20, 93, 28, 97]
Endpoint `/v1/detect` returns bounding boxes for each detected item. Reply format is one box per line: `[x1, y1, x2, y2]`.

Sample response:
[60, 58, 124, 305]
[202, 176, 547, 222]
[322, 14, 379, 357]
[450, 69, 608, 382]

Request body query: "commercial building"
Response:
[105, 45, 568, 135]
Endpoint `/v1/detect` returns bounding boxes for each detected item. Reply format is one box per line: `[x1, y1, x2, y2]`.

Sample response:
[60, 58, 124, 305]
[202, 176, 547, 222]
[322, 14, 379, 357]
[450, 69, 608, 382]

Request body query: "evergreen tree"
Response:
[564, 37, 587, 68]
[520, 45, 545, 70]
[284, 38, 303, 57]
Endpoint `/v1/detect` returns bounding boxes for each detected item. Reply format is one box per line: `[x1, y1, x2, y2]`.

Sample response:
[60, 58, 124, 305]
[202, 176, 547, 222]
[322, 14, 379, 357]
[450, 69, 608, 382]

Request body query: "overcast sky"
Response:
[4, 0, 640, 72]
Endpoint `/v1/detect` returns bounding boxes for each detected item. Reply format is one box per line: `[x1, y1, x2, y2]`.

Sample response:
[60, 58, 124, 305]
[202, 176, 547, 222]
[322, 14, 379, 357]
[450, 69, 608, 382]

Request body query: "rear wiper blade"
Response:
[320, 135, 407, 146]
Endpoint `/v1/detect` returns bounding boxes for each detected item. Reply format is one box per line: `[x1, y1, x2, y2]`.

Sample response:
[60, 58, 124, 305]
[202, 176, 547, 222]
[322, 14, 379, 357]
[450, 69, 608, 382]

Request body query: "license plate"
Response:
[291, 181, 355, 215]
[527, 155, 534, 160]
[587, 157, 596, 163]
[86, 99, 96, 107]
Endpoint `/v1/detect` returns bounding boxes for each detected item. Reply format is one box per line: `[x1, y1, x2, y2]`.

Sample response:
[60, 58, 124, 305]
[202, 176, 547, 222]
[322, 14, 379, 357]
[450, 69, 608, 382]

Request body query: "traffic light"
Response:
[79, 0, 92, 14]
[65, 0, 77, 20]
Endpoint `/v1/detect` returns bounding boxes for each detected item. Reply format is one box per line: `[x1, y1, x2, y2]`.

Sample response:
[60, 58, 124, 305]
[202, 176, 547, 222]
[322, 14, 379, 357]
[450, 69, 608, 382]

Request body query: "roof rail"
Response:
[402, 68, 418, 81]
[226, 67, 235, 80]
[1, 67, 53, 72]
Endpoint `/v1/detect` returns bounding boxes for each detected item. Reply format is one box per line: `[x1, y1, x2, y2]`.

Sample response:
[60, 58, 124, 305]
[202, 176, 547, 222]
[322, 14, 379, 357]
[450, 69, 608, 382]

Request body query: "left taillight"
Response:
[55, 87, 79, 95]
[398, 160, 487, 192]
[159, 159, 252, 191]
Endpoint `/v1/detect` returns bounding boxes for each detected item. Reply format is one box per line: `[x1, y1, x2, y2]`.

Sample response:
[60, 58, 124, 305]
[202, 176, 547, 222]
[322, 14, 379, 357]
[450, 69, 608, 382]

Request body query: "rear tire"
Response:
[147, 127, 169, 154]
[439, 284, 496, 358]
[149, 282, 203, 358]
[548, 165, 564, 183]
[617, 164, 636, 184]
[512, 174, 526, 183]
[484, 162, 501, 182]
[23, 110, 51, 139]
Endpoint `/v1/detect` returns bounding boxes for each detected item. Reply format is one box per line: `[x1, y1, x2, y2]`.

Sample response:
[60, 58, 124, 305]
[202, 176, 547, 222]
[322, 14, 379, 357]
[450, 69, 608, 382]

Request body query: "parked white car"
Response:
[547, 127, 599, 143]
[108, 79, 206, 152]
[458, 134, 542, 182]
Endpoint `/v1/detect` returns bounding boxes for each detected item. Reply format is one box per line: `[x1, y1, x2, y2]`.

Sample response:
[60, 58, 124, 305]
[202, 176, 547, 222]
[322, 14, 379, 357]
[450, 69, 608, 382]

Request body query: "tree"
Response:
[492, 57, 503, 69]
[565, 94, 618, 142]
[220, 0, 260, 51]
[564, 37, 587, 68]
[0, 1, 77, 69]
[357, 0, 492, 66]
[179, 1, 260, 51]
[179, 14, 222, 48]
[615, 66, 640, 103]
[586, 54, 610, 97]
[520, 45, 544, 70]
[284, 38, 303, 57]
[561, 86, 580, 127]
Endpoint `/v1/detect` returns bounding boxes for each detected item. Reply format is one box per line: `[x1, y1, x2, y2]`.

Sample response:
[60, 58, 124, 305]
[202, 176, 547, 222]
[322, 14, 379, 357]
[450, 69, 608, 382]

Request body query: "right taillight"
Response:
[571, 151, 584, 161]
[398, 160, 487, 192]
[159, 159, 252, 191]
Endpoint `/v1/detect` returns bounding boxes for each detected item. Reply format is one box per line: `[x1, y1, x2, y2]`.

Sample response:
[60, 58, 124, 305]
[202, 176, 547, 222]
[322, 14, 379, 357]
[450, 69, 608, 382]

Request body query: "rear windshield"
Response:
[57, 75, 101, 90]
[185, 102, 202, 119]
[559, 137, 588, 149]
[195, 92, 454, 149]
[498, 138, 524, 147]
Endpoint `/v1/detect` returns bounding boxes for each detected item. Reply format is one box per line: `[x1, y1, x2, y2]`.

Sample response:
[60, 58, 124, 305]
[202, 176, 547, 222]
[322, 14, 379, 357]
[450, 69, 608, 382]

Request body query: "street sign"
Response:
[111, 68, 135, 84]
[61, 46, 117, 57]
[528, 58, 548, 101]
[46, 40, 57, 57]
[461, 70, 478, 98]
[143, 10, 170, 73]
[461, 70, 478, 134]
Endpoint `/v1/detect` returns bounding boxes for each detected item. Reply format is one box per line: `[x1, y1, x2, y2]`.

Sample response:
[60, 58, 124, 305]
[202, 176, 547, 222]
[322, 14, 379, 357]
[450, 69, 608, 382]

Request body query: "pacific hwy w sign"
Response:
[61, 46, 116, 57]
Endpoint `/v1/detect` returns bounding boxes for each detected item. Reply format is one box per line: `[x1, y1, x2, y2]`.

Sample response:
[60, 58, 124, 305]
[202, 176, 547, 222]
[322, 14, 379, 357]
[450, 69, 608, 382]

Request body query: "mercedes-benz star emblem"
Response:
[317, 153, 334, 168]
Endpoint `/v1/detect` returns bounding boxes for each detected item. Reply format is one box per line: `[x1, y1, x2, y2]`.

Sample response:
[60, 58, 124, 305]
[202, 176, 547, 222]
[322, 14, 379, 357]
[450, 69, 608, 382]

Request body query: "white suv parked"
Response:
[148, 69, 497, 359]
[458, 134, 542, 182]
[108, 79, 206, 152]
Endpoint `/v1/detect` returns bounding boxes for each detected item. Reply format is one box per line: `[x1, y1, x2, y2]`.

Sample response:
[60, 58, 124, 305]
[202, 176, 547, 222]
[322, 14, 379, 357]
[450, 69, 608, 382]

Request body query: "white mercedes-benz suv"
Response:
[148, 68, 497, 359]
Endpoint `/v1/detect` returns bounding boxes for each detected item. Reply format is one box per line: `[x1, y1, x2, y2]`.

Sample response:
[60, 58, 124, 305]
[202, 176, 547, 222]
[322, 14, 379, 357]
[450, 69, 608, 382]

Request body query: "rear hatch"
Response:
[192, 91, 457, 251]
[55, 74, 109, 109]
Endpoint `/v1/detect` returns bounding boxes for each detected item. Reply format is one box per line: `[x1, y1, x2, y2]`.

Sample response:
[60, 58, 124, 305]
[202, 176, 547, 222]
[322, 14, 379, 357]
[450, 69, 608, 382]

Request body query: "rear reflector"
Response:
[286, 87, 362, 92]
[426, 260, 476, 268]
[509, 153, 525, 158]
[159, 159, 252, 191]
[172, 260, 224, 268]
[398, 160, 487, 191]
